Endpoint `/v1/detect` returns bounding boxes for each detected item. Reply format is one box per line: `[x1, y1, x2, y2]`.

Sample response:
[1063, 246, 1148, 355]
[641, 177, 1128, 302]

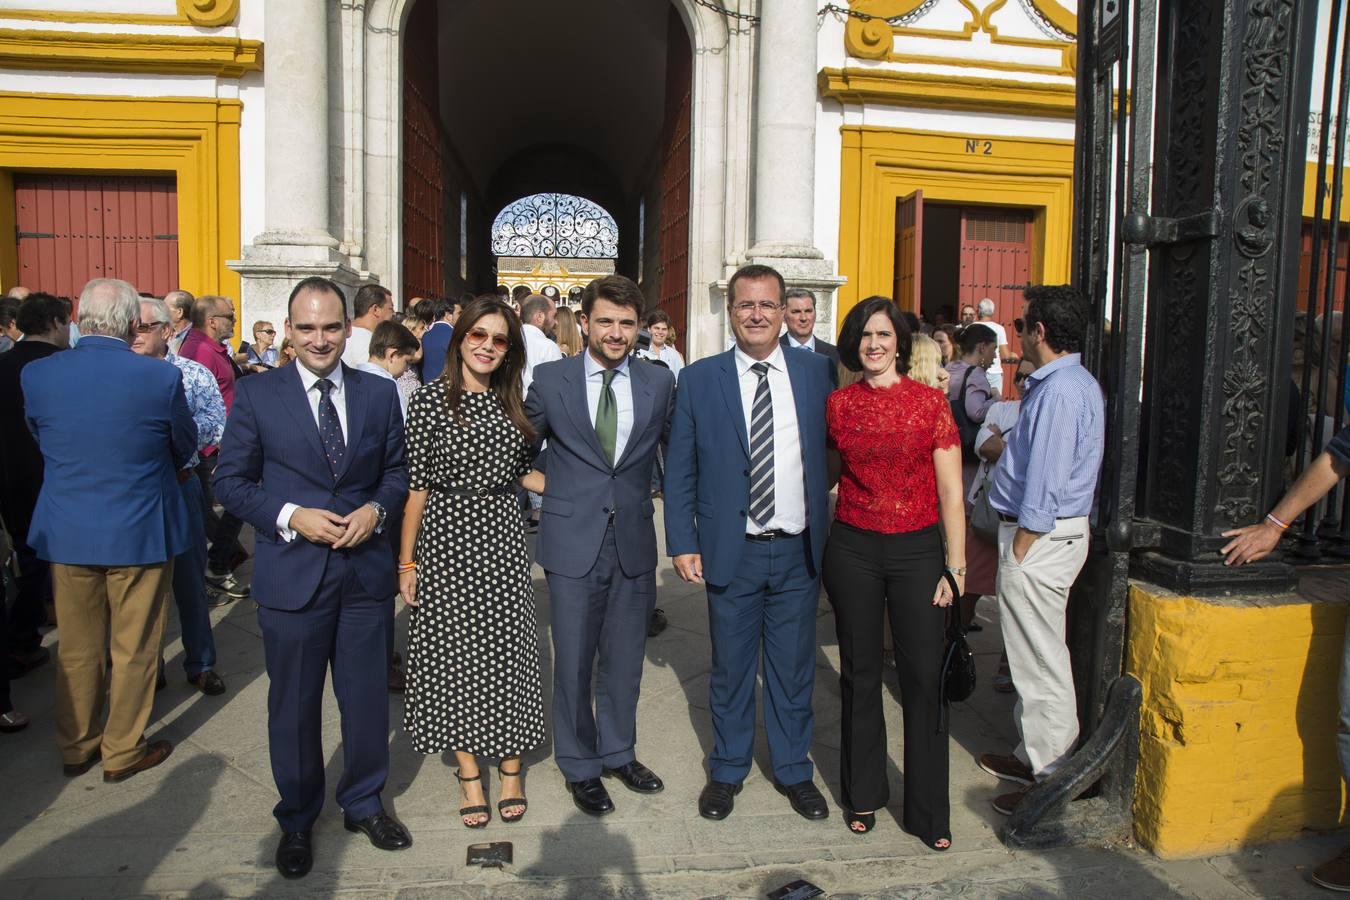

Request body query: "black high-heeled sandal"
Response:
[497, 763, 528, 822]
[456, 770, 490, 829]
[845, 811, 876, 834]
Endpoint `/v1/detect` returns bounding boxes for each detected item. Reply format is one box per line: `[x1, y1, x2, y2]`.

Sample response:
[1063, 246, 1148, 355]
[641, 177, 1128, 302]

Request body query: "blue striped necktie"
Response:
[748, 362, 775, 527]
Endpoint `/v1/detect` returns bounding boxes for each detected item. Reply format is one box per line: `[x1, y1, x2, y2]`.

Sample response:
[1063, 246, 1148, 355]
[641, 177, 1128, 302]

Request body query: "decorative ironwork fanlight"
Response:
[491, 193, 619, 259]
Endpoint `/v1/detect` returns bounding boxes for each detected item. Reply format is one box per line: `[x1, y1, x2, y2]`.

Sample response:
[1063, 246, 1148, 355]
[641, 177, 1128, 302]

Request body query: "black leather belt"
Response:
[746, 529, 796, 542]
[434, 483, 515, 498]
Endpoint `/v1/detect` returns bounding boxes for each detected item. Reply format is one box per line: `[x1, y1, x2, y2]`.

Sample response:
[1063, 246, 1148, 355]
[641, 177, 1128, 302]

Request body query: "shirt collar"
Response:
[297, 361, 345, 393]
[1027, 352, 1081, 385]
[734, 343, 786, 376]
[584, 349, 629, 379]
[356, 360, 394, 381]
[522, 322, 547, 341]
[787, 333, 815, 350]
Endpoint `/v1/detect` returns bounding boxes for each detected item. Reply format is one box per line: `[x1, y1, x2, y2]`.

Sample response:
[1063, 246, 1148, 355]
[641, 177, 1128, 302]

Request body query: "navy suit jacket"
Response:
[780, 334, 841, 388]
[22, 335, 195, 566]
[526, 354, 675, 579]
[664, 347, 833, 587]
[214, 363, 408, 610]
[419, 322, 453, 383]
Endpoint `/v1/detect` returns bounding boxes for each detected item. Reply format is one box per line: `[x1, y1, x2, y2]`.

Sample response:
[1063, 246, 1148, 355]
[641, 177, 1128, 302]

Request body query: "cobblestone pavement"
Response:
[0, 510, 1343, 898]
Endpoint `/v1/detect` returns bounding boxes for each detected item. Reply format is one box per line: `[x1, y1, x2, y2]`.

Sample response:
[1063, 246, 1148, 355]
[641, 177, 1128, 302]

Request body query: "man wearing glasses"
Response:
[179, 295, 251, 603]
[665, 264, 835, 823]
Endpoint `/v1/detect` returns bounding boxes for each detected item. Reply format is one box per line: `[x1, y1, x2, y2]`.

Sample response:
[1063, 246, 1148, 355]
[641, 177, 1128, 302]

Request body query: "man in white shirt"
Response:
[355, 320, 420, 421]
[977, 297, 1015, 397]
[341, 284, 394, 368]
[520, 292, 562, 393]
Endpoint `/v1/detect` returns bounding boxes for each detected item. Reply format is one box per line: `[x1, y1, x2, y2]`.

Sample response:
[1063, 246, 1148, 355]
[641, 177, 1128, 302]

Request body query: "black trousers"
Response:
[196, 456, 246, 573]
[822, 521, 949, 842]
[6, 540, 49, 655]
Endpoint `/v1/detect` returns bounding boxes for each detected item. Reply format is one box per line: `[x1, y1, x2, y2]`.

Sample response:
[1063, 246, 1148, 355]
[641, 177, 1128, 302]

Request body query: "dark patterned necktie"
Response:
[316, 378, 345, 477]
[748, 362, 775, 527]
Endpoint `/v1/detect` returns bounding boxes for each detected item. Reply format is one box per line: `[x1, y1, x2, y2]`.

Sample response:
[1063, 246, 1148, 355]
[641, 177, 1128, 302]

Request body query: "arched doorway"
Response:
[391, 0, 695, 353]
[362, 0, 741, 360]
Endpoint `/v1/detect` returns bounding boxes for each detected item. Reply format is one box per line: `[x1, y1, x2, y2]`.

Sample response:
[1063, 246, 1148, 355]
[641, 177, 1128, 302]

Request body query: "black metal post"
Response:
[1134, 0, 1319, 594]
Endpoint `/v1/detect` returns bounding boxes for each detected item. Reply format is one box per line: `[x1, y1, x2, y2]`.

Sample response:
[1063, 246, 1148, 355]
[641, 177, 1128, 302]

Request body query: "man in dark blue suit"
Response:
[525, 275, 675, 816]
[417, 296, 457, 382]
[664, 264, 834, 822]
[23, 278, 194, 783]
[214, 277, 411, 879]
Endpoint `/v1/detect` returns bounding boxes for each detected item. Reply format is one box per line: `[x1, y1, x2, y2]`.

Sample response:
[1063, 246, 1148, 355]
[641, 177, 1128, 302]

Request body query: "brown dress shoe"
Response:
[103, 739, 173, 783]
[63, 748, 101, 777]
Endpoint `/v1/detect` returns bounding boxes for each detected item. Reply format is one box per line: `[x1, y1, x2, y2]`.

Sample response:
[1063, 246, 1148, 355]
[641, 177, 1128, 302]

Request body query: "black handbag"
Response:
[949, 367, 981, 463]
[937, 571, 976, 733]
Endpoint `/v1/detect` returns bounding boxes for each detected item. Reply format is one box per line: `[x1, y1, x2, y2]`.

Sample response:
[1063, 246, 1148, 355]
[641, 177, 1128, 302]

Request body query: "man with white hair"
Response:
[132, 296, 228, 696]
[23, 277, 196, 782]
[976, 297, 1015, 397]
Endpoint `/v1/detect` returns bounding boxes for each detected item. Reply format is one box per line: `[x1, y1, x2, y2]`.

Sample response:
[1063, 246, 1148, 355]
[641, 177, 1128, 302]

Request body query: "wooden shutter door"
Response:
[959, 207, 1032, 397]
[894, 190, 923, 310]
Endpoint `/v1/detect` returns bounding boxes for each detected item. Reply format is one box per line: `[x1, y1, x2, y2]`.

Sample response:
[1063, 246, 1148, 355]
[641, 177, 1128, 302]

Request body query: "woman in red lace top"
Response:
[822, 295, 967, 849]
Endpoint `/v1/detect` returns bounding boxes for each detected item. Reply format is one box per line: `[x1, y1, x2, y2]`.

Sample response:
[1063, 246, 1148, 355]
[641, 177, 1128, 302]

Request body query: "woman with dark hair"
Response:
[823, 295, 966, 848]
[398, 298, 547, 829]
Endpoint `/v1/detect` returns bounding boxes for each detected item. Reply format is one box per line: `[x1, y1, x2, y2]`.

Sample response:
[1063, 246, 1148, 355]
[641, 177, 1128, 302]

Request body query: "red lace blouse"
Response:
[827, 377, 960, 534]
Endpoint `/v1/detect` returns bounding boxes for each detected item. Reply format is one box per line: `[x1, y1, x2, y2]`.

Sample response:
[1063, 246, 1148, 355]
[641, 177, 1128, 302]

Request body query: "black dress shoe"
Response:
[566, 778, 615, 816]
[647, 608, 668, 638]
[698, 780, 742, 820]
[187, 670, 226, 696]
[275, 831, 313, 879]
[603, 760, 664, 794]
[343, 811, 412, 850]
[776, 780, 829, 820]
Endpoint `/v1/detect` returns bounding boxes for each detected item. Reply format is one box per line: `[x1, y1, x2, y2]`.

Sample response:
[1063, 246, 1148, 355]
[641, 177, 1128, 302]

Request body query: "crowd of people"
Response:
[0, 270, 1105, 880]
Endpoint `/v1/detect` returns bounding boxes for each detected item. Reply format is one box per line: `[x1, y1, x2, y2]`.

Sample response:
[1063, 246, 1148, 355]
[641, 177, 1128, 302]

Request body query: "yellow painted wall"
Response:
[1128, 583, 1347, 857]
[836, 127, 1075, 330]
[0, 92, 242, 324]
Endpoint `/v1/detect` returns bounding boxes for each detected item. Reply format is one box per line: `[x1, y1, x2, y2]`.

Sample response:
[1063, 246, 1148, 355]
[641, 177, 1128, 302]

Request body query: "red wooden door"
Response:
[657, 7, 692, 351]
[402, 0, 445, 304]
[959, 207, 1032, 398]
[894, 190, 923, 310]
[15, 173, 178, 302]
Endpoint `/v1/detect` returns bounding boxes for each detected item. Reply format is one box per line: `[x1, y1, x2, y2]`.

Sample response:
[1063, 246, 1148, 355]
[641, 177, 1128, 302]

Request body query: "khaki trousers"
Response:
[52, 561, 170, 771]
[995, 517, 1090, 778]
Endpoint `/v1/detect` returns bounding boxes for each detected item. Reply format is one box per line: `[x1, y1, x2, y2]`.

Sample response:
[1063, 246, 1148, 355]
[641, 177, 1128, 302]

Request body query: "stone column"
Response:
[741, 0, 843, 338]
[229, 0, 364, 326]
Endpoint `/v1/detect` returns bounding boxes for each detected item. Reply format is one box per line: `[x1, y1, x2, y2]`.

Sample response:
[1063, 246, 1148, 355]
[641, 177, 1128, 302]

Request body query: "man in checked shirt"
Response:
[974, 285, 1105, 815]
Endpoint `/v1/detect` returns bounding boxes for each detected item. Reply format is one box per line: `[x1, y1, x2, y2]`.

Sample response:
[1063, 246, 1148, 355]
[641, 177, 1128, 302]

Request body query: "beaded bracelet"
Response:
[1265, 513, 1289, 531]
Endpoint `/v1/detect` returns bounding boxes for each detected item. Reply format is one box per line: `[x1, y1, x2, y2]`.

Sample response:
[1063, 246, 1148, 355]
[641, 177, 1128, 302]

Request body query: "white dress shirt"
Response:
[734, 344, 806, 535]
[584, 351, 634, 464]
[357, 360, 407, 421]
[277, 363, 350, 541]
[522, 322, 563, 395]
[341, 325, 374, 368]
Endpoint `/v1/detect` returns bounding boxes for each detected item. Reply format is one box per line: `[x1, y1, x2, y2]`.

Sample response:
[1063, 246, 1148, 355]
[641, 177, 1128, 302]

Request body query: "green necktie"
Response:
[595, 368, 618, 466]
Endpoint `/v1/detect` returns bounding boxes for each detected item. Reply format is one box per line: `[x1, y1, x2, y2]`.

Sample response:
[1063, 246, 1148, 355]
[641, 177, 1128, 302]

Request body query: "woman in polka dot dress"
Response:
[398, 298, 546, 829]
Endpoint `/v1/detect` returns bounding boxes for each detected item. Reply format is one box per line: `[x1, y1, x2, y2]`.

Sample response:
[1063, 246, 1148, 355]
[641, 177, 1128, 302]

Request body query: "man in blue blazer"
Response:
[525, 275, 676, 816]
[23, 278, 195, 784]
[665, 264, 834, 822]
[214, 277, 411, 879]
[417, 296, 457, 382]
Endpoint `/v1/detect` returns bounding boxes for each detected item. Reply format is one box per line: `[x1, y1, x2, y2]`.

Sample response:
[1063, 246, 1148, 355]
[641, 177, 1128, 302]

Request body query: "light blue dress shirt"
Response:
[584, 350, 634, 463]
[988, 353, 1104, 532]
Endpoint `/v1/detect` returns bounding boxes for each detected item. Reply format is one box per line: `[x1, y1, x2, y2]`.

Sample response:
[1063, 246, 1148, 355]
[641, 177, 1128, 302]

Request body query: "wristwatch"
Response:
[368, 501, 387, 531]
[945, 565, 967, 576]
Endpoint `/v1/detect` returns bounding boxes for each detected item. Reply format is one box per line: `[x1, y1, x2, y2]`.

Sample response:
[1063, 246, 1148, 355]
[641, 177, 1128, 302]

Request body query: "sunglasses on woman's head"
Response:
[465, 326, 510, 351]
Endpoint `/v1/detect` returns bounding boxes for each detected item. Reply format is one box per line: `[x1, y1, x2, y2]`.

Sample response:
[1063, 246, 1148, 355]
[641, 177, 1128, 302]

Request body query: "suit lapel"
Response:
[336, 365, 366, 483]
[616, 360, 655, 469]
[718, 352, 750, 458]
[277, 365, 327, 466]
[784, 349, 817, 452]
[561, 355, 611, 466]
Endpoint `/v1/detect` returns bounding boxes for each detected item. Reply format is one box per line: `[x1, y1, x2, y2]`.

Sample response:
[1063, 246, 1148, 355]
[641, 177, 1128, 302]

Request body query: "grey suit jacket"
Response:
[525, 353, 676, 579]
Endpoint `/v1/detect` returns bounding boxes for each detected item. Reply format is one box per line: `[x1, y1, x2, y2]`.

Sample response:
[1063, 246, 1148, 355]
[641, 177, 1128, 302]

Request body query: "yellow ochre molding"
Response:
[0, 28, 261, 78]
[0, 92, 243, 315]
[0, 0, 238, 27]
[844, 0, 1075, 68]
[820, 67, 1077, 119]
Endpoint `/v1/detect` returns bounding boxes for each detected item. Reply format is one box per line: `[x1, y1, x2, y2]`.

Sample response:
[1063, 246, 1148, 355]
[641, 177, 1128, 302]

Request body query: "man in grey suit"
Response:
[525, 275, 676, 816]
